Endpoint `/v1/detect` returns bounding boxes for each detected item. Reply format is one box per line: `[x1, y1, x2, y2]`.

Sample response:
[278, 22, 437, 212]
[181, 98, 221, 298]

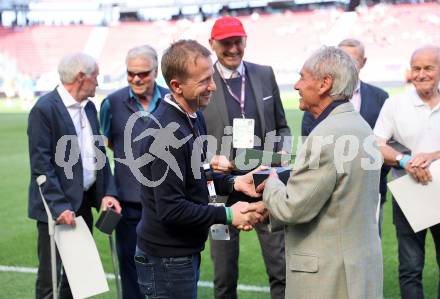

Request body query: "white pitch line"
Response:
[0, 265, 270, 293]
[0, 265, 37, 274]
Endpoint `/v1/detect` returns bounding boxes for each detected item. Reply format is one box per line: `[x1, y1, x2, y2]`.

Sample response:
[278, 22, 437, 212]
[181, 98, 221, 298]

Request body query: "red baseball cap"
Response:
[211, 16, 247, 41]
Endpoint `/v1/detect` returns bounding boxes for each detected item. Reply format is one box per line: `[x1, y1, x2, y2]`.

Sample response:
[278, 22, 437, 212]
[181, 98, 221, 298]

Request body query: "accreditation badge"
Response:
[209, 202, 230, 241]
[232, 118, 255, 148]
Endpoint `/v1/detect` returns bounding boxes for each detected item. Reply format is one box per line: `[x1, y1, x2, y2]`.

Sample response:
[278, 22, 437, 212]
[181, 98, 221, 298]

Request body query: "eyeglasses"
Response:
[127, 68, 155, 79]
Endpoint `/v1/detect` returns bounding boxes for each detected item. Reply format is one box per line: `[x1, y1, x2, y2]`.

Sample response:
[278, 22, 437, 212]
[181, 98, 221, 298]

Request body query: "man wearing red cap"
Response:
[203, 16, 290, 299]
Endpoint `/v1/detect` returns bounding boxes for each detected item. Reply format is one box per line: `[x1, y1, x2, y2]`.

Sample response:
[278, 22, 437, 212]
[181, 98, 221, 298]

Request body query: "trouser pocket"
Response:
[134, 254, 155, 297]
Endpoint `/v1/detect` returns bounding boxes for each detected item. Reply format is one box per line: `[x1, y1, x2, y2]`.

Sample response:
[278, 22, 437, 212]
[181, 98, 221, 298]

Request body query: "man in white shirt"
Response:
[28, 52, 121, 299]
[374, 45, 440, 299]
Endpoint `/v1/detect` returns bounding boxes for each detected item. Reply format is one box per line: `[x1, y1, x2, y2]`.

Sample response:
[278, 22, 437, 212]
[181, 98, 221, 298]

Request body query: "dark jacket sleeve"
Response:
[213, 172, 234, 196]
[374, 86, 390, 197]
[89, 102, 118, 200]
[28, 105, 72, 219]
[100, 145, 118, 199]
[269, 67, 291, 153]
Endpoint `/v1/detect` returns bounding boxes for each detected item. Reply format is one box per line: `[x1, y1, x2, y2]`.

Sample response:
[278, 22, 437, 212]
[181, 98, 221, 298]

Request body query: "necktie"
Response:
[230, 70, 239, 79]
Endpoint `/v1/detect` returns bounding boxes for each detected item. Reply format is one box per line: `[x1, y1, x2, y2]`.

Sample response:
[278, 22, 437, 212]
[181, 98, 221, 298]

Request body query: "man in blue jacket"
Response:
[100, 45, 168, 299]
[28, 52, 120, 299]
[135, 40, 265, 299]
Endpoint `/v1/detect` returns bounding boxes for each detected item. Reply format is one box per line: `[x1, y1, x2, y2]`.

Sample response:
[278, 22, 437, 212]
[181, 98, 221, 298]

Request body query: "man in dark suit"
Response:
[302, 38, 389, 235]
[202, 16, 290, 299]
[99, 45, 168, 299]
[28, 52, 121, 299]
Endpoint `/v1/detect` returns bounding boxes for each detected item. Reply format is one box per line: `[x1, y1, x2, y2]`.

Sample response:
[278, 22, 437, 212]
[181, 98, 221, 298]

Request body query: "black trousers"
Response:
[35, 195, 93, 299]
[115, 201, 143, 299]
[393, 199, 440, 299]
[210, 223, 286, 299]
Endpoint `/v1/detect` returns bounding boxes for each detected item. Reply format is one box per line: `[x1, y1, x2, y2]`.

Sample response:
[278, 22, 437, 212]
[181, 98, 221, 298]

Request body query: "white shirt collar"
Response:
[410, 87, 440, 110]
[164, 94, 197, 118]
[57, 84, 88, 109]
[216, 61, 245, 79]
[412, 92, 426, 107]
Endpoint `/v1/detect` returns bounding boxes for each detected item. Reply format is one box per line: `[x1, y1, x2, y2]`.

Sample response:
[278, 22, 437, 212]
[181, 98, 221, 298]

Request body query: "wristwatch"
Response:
[395, 153, 409, 169]
[395, 153, 404, 164]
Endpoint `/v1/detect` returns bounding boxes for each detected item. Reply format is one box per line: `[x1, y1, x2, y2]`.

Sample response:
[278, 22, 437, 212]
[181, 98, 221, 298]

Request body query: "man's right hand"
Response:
[210, 155, 234, 173]
[56, 210, 76, 226]
[241, 201, 269, 219]
[230, 201, 265, 231]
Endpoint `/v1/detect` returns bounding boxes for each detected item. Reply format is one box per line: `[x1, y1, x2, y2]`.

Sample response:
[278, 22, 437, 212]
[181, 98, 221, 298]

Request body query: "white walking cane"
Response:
[36, 175, 58, 299]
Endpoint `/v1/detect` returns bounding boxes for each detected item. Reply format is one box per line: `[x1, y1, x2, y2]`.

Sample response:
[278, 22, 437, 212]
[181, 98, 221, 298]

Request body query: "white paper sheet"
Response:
[54, 216, 109, 298]
[388, 160, 440, 233]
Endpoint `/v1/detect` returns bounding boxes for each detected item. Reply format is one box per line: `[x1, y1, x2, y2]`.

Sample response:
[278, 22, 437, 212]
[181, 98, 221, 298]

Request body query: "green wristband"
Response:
[225, 207, 233, 225]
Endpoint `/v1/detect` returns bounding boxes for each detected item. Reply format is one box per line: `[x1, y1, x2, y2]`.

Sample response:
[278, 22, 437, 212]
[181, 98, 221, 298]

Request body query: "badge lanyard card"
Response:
[218, 64, 255, 149]
[204, 163, 230, 241]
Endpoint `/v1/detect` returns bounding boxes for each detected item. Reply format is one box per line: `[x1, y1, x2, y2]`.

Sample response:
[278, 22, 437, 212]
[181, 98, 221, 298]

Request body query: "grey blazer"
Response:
[263, 103, 383, 299]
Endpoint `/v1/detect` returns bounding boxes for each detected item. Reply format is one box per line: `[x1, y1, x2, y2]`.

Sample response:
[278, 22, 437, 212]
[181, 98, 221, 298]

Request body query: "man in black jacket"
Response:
[28, 52, 120, 299]
[134, 40, 264, 299]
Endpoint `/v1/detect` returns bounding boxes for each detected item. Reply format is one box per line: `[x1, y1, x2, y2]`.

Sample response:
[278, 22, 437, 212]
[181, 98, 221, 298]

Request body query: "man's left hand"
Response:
[234, 173, 260, 197]
[234, 166, 271, 198]
[406, 164, 432, 185]
[101, 196, 122, 214]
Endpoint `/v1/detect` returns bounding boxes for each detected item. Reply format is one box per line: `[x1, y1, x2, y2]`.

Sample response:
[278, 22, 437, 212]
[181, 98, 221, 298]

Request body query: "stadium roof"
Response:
[24, 0, 271, 9]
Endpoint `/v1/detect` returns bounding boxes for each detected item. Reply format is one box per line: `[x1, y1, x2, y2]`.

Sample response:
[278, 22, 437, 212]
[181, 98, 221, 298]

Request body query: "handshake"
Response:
[222, 164, 281, 231]
[225, 164, 281, 231]
[230, 201, 268, 231]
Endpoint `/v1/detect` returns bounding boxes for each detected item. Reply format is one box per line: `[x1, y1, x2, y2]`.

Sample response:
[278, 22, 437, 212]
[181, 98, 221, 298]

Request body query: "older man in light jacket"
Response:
[247, 46, 383, 299]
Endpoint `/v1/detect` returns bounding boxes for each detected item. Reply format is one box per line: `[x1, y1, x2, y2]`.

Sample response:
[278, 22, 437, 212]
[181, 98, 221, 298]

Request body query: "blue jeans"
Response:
[134, 247, 200, 299]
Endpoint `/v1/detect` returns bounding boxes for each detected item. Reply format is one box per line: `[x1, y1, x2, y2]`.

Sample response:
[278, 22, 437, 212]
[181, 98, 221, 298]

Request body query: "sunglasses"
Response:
[127, 69, 155, 79]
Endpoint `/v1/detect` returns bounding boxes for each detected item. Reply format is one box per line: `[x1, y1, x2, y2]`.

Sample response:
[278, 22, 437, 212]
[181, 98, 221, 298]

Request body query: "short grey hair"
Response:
[338, 38, 365, 58]
[304, 46, 358, 100]
[57, 53, 97, 84]
[126, 45, 158, 68]
[411, 45, 440, 65]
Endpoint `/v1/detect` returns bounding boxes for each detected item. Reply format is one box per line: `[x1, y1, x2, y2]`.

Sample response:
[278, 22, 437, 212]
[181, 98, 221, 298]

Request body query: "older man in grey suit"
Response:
[248, 46, 383, 298]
